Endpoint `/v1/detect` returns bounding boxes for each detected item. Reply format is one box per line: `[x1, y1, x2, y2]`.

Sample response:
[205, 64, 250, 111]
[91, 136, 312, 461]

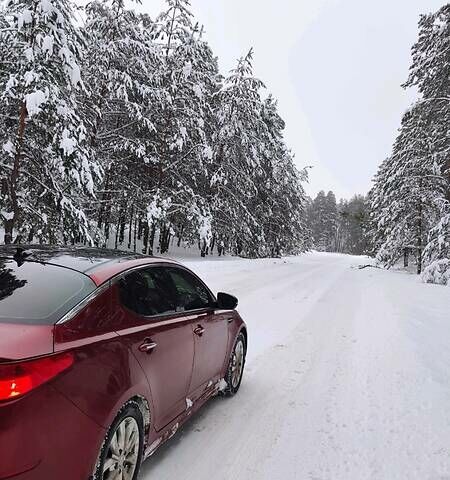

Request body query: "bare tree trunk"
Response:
[417, 200, 423, 275]
[133, 215, 138, 253]
[142, 222, 149, 254]
[403, 248, 409, 268]
[114, 219, 120, 250]
[118, 206, 126, 245]
[149, 223, 156, 256]
[210, 233, 216, 255]
[177, 225, 184, 247]
[127, 205, 134, 250]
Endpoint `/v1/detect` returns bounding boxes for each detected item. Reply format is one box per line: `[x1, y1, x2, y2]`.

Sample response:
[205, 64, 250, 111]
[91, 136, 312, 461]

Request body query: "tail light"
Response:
[0, 352, 74, 402]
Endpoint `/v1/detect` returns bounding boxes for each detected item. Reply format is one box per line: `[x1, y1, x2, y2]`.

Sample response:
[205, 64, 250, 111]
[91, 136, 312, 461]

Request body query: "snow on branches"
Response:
[370, 4, 450, 284]
[0, 0, 309, 257]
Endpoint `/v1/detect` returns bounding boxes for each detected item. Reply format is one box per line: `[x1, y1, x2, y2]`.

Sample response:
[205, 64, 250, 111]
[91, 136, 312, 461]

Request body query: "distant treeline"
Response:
[306, 191, 370, 256]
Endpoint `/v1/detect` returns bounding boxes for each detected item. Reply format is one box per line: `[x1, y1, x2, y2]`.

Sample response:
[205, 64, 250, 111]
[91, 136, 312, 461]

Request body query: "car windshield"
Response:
[0, 258, 96, 325]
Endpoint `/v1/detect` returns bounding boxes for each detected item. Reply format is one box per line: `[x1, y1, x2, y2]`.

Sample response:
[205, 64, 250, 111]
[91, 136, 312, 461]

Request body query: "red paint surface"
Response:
[0, 255, 246, 479]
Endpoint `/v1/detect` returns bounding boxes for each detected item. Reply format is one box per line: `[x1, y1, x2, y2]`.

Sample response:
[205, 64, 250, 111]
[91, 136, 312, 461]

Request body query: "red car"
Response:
[0, 246, 247, 480]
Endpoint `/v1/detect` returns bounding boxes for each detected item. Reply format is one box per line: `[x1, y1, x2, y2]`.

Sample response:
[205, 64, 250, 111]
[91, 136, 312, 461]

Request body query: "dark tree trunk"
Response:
[417, 200, 423, 275]
[210, 233, 216, 255]
[160, 225, 171, 254]
[127, 205, 134, 250]
[177, 225, 184, 247]
[149, 223, 156, 256]
[133, 216, 138, 253]
[142, 222, 149, 254]
[4, 220, 13, 245]
[159, 224, 166, 253]
[114, 219, 120, 250]
[119, 209, 126, 245]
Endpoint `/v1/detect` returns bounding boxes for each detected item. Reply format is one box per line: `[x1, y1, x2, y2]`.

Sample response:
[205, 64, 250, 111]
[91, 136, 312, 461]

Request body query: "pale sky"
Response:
[137, 0, 445, 200]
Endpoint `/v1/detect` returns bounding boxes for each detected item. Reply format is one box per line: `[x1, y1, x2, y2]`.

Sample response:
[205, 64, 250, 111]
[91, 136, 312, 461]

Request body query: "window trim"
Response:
[113, 262, 217, 320]
[55, 281, 111, 325]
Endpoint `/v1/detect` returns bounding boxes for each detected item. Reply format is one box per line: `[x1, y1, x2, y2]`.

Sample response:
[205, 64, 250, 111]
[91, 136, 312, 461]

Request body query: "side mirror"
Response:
[216, 292, 238, 310]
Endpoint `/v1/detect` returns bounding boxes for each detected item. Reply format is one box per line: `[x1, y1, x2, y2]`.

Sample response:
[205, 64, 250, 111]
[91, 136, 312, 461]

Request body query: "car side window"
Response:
[118, 268, 176, 317]
[166, 267, 213, 312]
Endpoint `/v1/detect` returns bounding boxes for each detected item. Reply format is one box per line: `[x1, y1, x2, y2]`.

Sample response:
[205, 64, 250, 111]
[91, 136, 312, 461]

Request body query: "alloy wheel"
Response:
[102, 417, 140, 480]
[231, 339, 245, 389]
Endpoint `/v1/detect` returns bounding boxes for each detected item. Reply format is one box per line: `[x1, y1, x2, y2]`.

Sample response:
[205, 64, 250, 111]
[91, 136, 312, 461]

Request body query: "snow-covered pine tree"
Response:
[257, 95, 309, 256]
[81, 0, 163, 251]
[210, 49, 268, 256]
[152, 0, 220, 254]
[307, 190, 337, 251]
[0, 0, 99, 244]
[370, 103, 445, 273]
[0, 0, 311, 257]
[404, 4, 450, 284]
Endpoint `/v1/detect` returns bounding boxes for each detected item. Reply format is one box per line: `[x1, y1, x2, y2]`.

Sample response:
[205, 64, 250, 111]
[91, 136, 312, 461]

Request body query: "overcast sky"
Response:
[138, 0, 445, 200]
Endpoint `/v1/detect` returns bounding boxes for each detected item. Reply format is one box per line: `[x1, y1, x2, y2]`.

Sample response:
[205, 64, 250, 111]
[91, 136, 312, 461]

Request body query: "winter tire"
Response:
[92, 401, 144, 480]
[223, 333, 246, 396]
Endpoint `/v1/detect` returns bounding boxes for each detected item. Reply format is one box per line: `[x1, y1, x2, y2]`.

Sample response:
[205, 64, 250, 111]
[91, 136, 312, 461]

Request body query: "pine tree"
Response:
[81, 0, 163, 251]
[0, 0, 100, 244]
[370, 103, 444, 273]
[211, 49, 267, 256]
[336, 196, 370, 255]
[257, 95, 309, 256]
[152, 0, 220, 254]
[404, 5, 450, 283]
[308, 191, 336, 251]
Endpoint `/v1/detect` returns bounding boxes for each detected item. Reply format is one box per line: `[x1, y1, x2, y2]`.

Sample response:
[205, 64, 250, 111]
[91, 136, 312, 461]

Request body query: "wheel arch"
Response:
[129, 395, 151, 445]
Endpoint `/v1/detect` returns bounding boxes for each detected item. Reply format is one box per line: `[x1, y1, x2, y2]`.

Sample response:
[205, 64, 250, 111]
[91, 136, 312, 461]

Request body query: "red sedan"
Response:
[0, 246, 247, 480]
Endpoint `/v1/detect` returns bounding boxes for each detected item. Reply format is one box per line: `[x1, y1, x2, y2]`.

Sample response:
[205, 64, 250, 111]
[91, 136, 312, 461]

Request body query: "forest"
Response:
[0, 0, 309, 258]
[0, 0, 449, 285]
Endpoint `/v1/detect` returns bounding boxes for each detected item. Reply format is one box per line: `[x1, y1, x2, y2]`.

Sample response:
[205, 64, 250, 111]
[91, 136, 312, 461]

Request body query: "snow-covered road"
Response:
[141, 252, 450, 480]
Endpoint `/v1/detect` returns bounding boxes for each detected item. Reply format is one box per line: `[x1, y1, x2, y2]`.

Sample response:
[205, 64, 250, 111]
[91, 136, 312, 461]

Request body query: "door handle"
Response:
[227, 317, 234, 324]
[138, 339, 157, 353]
[193, 325, 205, 337]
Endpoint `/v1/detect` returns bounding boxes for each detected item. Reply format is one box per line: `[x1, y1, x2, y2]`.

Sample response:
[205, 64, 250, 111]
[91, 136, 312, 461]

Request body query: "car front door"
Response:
[111, 266, 196, 431]
[165, 267, 230, 399]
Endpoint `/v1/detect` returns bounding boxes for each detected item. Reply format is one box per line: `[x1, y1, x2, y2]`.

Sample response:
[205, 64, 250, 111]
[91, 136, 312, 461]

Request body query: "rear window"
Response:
[0, 259, 96, 325]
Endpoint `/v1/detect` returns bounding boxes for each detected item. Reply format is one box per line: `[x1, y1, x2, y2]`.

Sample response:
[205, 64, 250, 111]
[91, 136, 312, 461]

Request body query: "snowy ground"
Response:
[140, 251, 450, 480]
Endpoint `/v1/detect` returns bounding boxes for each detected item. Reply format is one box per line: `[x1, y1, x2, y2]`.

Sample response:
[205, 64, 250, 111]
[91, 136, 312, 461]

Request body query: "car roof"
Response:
[0, 245, 181, 286]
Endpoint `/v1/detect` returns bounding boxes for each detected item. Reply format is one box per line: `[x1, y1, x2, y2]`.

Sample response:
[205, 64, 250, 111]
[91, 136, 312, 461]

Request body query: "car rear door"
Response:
[110, 266, 196, 431]
[165, 266, 230, 399]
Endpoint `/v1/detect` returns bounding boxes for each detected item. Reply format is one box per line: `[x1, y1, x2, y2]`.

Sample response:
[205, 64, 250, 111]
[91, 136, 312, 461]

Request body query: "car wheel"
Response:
[92, 401, 144, 480]
[223, 333, 246, 396]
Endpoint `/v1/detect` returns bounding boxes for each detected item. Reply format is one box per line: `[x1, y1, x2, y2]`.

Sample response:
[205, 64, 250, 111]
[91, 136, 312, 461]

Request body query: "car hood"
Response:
[0, 323, 54, 361]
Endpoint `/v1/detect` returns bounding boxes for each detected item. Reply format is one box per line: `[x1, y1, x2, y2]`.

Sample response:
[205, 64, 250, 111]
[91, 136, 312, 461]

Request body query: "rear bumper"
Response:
[0, 383, 105, 480]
